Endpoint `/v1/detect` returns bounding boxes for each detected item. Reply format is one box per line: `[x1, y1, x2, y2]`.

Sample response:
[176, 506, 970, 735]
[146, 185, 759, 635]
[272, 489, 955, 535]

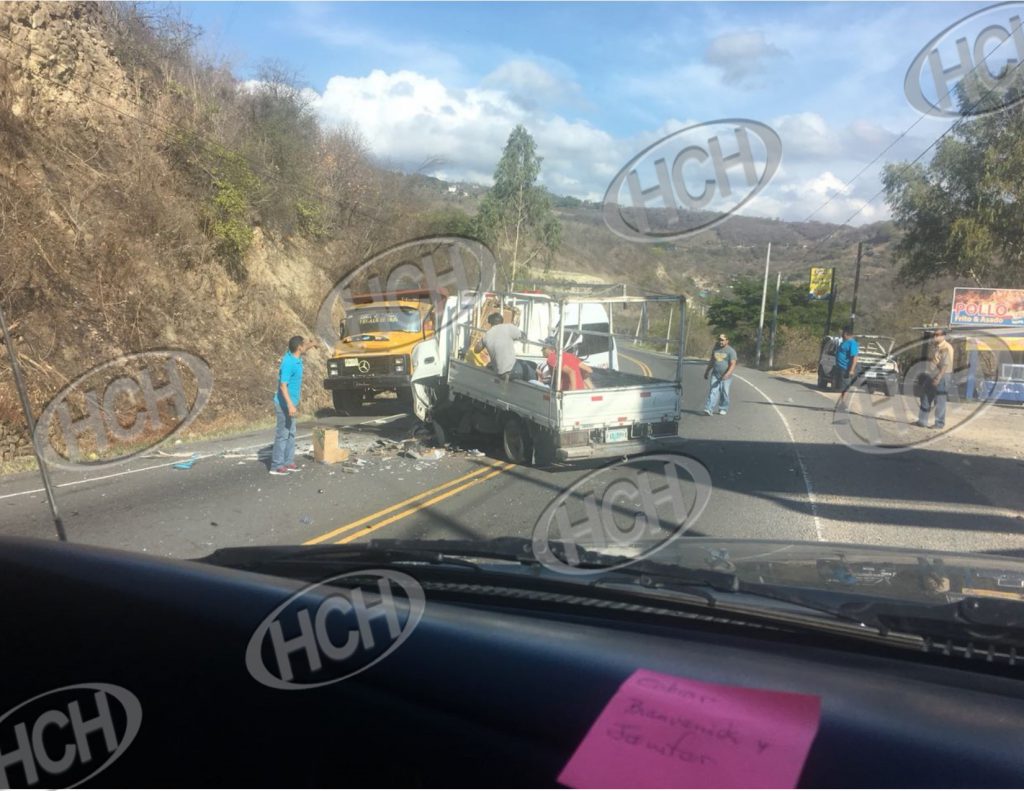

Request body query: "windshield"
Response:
[3, 0, 1024, 660]
[344, 306, 423, 336]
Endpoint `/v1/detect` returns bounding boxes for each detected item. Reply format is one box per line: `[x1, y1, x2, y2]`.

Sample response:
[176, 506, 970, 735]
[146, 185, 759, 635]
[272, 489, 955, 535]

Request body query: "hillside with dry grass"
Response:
[0, 2, 953, 464]
[0, 2, 446, 462]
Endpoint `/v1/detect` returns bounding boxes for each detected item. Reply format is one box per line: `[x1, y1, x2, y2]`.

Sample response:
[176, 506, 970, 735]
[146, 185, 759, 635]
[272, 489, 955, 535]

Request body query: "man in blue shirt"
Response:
[270, 335, 311, 475]
[835, 326, 859, 412]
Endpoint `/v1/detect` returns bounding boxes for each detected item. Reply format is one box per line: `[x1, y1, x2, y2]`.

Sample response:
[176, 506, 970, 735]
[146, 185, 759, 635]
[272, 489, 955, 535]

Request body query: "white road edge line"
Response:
[0, 413, 407, 501]
[0, 434, 306, 501]
[735, 373, 824, 542]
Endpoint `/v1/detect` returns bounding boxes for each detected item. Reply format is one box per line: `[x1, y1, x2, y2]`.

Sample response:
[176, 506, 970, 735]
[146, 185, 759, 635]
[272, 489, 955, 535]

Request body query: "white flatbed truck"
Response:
[410, 291, 687, 466]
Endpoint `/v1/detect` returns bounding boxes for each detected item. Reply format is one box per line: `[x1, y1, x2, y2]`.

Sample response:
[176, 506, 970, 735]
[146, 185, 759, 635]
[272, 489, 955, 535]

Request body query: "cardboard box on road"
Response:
[313, 427, 350, 464]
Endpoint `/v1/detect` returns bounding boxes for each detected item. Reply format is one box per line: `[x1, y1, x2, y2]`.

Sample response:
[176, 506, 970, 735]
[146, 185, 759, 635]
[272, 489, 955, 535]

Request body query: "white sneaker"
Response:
[718, 410, 728, 416]
[704, 409, 713, 416]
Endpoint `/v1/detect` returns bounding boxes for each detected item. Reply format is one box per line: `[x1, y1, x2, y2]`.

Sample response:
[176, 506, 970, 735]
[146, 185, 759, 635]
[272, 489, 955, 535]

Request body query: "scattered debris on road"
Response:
[172, 453, 200, 470]
[403, 447, 445, 461]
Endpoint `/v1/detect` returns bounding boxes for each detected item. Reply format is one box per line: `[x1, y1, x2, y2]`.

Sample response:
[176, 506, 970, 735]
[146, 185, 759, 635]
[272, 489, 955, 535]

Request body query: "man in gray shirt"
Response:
[475, 312, 526, 379]
[704, 333, 738, 415]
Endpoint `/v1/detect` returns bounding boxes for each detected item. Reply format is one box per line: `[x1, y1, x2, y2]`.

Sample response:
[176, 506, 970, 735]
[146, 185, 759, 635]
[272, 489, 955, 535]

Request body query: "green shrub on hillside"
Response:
[295, 199, 328, 240]
[204, 146, 260, 280]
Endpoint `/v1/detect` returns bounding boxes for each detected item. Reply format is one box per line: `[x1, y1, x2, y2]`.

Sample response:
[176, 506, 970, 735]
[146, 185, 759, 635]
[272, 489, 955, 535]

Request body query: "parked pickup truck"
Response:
[818, 334, 900, 396]
[410, 291, 686, 466]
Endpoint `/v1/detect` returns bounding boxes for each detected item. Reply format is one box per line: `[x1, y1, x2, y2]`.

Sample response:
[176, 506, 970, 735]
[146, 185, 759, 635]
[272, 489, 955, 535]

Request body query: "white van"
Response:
[559, 302, 619, 370]
[497, 294, 618, 371]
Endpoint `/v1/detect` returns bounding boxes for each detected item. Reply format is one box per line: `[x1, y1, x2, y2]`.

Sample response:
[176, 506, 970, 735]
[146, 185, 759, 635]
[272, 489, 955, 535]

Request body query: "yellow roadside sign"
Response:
[809, 267, 833, 300]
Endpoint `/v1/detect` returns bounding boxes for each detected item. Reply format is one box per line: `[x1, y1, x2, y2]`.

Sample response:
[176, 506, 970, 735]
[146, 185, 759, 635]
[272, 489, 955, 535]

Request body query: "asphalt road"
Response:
[2, 347, 1022, 559]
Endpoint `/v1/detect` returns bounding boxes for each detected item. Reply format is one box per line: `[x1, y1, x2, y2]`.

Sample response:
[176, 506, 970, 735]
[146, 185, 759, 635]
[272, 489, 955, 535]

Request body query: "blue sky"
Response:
[176, 1, 1002, 225]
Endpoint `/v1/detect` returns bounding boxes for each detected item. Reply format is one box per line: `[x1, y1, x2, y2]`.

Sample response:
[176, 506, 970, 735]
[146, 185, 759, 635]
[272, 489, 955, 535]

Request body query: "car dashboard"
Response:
[0, 537, 1022, 788]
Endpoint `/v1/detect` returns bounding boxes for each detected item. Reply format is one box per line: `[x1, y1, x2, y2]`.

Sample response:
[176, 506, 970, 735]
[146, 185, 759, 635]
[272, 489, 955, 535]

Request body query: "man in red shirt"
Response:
[540, 338, 594, 390]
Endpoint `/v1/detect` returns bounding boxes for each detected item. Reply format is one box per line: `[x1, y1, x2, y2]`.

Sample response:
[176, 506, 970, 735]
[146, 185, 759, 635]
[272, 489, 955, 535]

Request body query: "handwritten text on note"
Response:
[558, 669, 821, 789]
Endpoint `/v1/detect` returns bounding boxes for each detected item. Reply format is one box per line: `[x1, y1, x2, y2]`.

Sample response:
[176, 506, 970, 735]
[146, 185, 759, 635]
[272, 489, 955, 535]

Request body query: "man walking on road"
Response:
[270, 335, 311, 475]
[704, 334, 737, 415]
[916, 328, 954, 429]
[835, 325, 859, 412]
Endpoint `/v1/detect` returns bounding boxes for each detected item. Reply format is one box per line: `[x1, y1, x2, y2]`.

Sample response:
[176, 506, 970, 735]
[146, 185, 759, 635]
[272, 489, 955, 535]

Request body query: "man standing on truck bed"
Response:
[475, 312, 529, 381]
[270, 335, 311, 476]
[704, 334, 737, 415]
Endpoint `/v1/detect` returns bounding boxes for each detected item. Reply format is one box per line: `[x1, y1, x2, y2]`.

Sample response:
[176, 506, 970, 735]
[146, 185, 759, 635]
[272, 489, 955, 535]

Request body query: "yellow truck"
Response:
[322, 289, 444, 415]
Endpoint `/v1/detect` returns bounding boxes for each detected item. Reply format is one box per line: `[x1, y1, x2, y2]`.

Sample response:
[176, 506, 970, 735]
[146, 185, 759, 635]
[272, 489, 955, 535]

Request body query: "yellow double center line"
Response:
[619, 352, 653, 377]
[304, 459, 515, 545]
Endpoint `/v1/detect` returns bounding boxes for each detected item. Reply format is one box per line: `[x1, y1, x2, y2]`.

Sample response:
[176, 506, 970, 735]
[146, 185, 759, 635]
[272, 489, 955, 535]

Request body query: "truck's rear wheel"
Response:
[332, 390, 363, 416]
[502, 416, 533, 464]
[532, 430, 557, 468]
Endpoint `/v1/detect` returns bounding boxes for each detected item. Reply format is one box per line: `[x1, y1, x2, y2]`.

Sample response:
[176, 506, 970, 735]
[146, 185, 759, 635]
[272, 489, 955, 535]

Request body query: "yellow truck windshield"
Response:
[344, 306, 423, 336]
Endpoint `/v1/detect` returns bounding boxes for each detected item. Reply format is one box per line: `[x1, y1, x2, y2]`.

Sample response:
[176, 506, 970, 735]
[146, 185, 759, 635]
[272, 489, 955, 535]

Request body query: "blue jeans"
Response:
[919, 374, 950, 427]
[705, 375, 732, 413]
[272, 401, 296, 467]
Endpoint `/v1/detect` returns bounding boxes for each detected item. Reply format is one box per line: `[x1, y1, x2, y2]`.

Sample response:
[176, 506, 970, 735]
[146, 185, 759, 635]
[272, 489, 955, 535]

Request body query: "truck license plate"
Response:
[343, 359, 358, 367]
[606, 427, 628, 443]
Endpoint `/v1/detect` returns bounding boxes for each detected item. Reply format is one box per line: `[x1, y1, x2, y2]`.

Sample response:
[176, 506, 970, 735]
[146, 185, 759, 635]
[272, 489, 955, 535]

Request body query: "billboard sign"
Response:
[809, 267, 834, 300]
[950, 288, 1024, 326]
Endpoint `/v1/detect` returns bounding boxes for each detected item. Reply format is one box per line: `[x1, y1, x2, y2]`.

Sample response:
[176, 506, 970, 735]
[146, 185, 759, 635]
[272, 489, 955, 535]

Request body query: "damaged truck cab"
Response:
[323, 289, 445, 415]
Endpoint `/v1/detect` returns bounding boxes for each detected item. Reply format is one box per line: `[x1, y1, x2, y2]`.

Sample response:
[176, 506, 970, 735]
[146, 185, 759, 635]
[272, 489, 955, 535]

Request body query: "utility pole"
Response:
[683, 305, 692, 358]
[767, 272, 782, 369]
[754, 242, 771, 368]
[823, 268, 837, 339]
[0, 302, 66, 542]
[849, 242, 863, 332]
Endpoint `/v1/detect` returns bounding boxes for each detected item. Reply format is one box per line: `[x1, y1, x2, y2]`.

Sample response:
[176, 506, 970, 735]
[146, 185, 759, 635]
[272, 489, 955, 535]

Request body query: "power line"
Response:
[800, 15, 1024, 229]
[827, 55, 1024, 236]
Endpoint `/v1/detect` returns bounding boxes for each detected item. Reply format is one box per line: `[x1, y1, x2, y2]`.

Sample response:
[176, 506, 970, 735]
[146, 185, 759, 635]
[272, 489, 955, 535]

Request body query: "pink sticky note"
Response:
[559, 669, 821, 789]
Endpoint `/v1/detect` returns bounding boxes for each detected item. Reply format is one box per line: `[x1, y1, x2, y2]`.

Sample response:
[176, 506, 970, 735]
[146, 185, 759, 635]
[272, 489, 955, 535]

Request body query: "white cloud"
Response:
[704, 31, 789, 87]
[311, 67, 899, 226]
[312, 68, 621, 190]
[773, 112, 838, 158]
[753, 169, 884, 225]
[481, 59, 584, 111]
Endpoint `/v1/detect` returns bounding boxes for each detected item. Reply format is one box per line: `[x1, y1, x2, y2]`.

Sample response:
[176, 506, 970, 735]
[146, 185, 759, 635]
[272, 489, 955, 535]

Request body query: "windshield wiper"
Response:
[199, 537, 739, 590]
[199, 538, 1024, 646]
